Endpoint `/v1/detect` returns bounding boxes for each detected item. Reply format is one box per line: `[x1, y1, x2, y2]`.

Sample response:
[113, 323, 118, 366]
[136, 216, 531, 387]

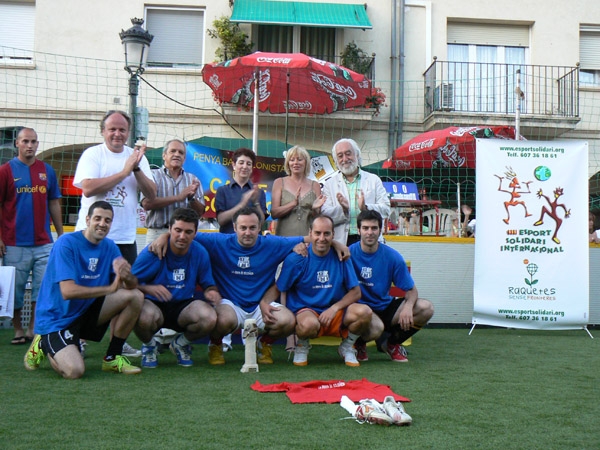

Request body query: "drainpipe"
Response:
[388, 1, 398, 157]
[388, 0, 405, 157]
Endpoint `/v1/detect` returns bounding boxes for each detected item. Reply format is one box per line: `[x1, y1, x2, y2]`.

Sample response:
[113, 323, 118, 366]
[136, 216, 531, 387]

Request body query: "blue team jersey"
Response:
[349, 242, 414, 312]
[277, 245, 359, 314]
[194, 233, 302, 311]
[35, 231, 121, 335]
[132, 239, 215, 302]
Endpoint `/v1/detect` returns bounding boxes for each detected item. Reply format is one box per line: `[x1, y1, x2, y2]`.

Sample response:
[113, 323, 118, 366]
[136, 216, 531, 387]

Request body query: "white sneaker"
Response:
[338, 339, 360, 367]
[383, 396, 412, 426]
[355, 399, 394, 426]
[293, 339, 310, 366]
[122, 342, 141, 358]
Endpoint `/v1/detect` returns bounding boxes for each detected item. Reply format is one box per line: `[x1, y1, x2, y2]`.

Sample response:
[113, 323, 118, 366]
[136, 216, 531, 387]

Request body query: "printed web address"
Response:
[498, 308, 565, 317]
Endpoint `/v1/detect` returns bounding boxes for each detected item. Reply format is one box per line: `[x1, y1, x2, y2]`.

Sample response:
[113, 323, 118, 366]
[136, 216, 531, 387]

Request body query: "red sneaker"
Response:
[355, 342, 369, 362]
[385, 343, 408, 363]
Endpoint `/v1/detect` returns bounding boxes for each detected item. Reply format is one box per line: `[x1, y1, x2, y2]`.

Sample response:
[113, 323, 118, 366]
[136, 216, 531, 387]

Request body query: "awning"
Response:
[230, 0, 372, 29]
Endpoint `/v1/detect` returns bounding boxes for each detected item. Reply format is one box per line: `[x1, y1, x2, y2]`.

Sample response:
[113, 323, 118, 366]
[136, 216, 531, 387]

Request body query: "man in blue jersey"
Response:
[132, 208, 220, 368]
[350, 210, 434, 363]
[277, 214, 373, 367]
[23, 201, 144, 378]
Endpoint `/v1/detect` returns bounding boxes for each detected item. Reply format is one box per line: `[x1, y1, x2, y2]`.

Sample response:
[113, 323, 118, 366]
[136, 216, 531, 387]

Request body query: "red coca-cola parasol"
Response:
[202, 52, 373, 151]
[382, 126, 519, 170]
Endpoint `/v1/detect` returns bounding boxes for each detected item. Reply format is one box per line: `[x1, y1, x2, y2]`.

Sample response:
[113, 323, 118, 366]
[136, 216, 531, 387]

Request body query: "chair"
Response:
[421, 208, 456, 236]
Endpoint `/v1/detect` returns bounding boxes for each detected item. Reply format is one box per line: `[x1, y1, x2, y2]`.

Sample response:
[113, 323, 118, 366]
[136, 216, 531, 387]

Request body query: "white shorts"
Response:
[220, 299, 282, 332]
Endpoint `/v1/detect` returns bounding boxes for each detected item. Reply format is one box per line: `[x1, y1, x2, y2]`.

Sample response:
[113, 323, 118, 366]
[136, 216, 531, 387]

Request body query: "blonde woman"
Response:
[271, 146, 325, 236]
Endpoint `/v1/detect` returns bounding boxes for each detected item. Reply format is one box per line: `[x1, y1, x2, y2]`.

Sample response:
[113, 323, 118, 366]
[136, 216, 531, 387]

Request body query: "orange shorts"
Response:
[297, 308, 348, 339]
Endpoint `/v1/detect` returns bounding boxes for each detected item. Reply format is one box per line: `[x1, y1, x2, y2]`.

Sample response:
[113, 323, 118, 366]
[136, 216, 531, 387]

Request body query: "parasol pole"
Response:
[252, 67, 259, 153]
[457, 182, 462, 237]
[515, 69, 522, 140]
[285, 71, 290, 148]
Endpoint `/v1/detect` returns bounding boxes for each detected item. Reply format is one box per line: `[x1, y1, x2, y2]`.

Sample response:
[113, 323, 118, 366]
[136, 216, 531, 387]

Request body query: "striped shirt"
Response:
[344, 172, 361, 236]
[142, 166, 204, 229]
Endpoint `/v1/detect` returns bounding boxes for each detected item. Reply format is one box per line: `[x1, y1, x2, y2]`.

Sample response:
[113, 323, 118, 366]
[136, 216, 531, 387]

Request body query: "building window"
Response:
[145, 7, 205, 68]
[446, 22, 529, 113]
[580, 25, 600, 86]
[257, 25, 336, 62]
[0, 2, 35, 65]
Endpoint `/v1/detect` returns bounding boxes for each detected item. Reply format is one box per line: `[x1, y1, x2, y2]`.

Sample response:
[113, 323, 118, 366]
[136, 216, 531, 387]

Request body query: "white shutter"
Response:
[448, 22, 529, 47]
[580, 26, 600, 71]
[0, 2, 35, 58]
[145, 7, 204, 67]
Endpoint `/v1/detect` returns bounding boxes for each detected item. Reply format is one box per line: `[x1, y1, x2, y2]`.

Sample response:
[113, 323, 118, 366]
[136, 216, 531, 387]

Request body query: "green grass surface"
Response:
[1, 328, 598, 449]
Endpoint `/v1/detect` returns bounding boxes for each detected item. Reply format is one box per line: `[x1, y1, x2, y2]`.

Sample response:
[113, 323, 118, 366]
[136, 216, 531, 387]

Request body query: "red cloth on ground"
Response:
[251, 378, 410, 404]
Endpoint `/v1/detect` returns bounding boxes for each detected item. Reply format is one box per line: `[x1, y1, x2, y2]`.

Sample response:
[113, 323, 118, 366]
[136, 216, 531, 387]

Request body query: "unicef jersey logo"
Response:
[317, 271, 329, 283]
[173, 268, 185, 282]
[360, 266, 373, 279]
[237, 256, 250, 269]
[88, 258, 98, 272]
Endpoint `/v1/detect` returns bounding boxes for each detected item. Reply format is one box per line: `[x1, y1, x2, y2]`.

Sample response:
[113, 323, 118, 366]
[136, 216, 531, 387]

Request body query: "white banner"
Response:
[473, 139, 589, 330]
[0, 265, 16, 319]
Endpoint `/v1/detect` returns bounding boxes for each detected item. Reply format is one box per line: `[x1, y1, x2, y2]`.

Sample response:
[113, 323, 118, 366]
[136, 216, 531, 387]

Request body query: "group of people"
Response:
[1, 110, 434, 380]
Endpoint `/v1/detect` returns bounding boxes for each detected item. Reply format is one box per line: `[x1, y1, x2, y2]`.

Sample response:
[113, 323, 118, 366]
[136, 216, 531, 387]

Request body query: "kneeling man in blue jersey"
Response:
[132, 208, 221, 368]
[277, 214, 374, 367]
[151, 206, 311, 365]
[24, 201, 144, 378]
[350, 210, 434, 363]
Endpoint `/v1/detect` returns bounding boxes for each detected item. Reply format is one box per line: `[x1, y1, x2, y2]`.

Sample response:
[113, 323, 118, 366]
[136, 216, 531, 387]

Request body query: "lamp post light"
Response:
[119, 18, 153, 147]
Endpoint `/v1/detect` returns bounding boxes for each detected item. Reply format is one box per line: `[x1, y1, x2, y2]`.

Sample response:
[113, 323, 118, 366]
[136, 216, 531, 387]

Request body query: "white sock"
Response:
[176, 333, 191, 346]
[345, 333, 360, 345]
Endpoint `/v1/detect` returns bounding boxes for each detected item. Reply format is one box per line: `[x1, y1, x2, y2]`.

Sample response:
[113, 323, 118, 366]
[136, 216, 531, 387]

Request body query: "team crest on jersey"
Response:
[173, 268, 185, 282]
[88, 258, 98, 271]
[360, 267, 373, 279]
[317, 270, 329, 283]
[237, 256, 250, 269]
[39, 173, 47, 181]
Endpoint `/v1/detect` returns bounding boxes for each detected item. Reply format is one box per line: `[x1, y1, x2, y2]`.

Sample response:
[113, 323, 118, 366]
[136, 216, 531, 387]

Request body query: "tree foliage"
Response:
[207, 16, 253, 62]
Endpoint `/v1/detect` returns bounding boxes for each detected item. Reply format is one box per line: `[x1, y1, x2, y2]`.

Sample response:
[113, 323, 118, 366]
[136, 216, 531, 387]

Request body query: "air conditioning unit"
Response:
[434, 83, 454, 111]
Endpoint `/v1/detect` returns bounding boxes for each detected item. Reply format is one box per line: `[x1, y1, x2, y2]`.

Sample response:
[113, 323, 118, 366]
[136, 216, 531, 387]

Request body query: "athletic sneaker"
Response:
[338, 339, 360, 367]
[122, 342, 142, 358]
[382, 396, 413, 426]
[208, 343, 225, 365]
[24, 334, 44, 371]
[355, 399, 393, 426]
[170, 338, 193, 367]
[102, 355, 141, 374]
[257, 340, 273, 364]
[293, 339, 310, 366]
[141, 342, 158, 368]
[355, 342, 368, 362]
[385, 343, 408, 362]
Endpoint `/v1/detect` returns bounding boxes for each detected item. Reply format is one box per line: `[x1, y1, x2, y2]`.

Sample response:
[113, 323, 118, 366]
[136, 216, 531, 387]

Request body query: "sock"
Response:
[260, 334, 275, 345]
[175, 333, 191, 346]
[105, 336, 126, 361]
[344, 332, 360, 346]
[388, 325, 422, 346]
[210, 337, 223, 346]
[355, 337, 366, 346]
[144, 338, 156, 347]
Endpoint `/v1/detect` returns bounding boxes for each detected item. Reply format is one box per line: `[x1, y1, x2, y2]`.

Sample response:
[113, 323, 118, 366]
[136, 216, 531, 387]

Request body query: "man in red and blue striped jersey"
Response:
[0, 128, 63, 344]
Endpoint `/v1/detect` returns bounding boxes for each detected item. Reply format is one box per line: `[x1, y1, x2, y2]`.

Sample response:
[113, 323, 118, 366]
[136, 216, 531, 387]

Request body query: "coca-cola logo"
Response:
[408, 139, 435, 152]
[310, 73, 357, 100]
[256, 57, 292, 64]
[283, 100, 313, 111]
[258, 69, 271, 103]
[208, 74, 222, 89]
[439, 143, 466, 167]
[449, 127, 478, 137]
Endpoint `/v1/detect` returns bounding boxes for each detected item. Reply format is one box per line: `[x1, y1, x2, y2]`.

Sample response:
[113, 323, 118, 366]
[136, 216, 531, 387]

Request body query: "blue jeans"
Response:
[3, 244, 52, 310]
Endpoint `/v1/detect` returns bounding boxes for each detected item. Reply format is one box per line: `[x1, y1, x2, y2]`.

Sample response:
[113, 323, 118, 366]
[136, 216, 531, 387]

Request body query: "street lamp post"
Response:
[119, 18, 153, 147]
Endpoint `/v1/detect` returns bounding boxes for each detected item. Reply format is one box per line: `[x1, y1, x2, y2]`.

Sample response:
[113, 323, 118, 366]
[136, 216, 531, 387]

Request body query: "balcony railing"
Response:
[424, 60, 579, 119]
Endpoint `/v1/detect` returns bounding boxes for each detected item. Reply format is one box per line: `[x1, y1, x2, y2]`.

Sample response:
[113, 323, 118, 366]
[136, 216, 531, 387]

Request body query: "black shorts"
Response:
[150, 298, 196, 331]
[375, 297, 406, 331]
[40, 297, 109, 357]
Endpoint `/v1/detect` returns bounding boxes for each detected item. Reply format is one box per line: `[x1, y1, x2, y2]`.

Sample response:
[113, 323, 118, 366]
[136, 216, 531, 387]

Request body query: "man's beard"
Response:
[339, 160, 358, 176]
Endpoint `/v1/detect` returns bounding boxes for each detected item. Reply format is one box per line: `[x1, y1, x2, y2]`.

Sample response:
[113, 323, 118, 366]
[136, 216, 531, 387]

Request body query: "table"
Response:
[388, 199, 442, 235]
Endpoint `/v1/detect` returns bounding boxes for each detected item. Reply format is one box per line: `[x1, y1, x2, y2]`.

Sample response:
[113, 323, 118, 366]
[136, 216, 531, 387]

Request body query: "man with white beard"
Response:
[321, 139, 390, 245]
